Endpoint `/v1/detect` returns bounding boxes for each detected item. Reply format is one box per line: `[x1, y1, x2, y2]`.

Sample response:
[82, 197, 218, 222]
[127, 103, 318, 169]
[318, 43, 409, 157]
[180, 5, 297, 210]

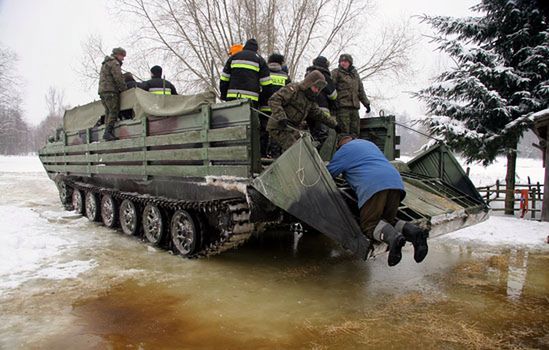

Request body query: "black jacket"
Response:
[141, 77, 178, 95]
[219, 40, 272, 102]
[259, 62, 291, 112]
[305, 65, 337, 113]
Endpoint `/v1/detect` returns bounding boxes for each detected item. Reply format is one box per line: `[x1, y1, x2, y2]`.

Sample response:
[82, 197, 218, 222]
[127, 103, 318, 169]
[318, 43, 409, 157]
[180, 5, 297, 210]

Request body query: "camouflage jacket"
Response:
[98, 55, 127, 94]
[267, 82, 337, 131]
[331, 66, 369, 109]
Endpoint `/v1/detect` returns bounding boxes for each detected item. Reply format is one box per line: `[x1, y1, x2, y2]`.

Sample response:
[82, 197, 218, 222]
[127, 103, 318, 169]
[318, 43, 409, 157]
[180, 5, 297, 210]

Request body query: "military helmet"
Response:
[339, 53, 353, 66]
[112, 47, 127, 56]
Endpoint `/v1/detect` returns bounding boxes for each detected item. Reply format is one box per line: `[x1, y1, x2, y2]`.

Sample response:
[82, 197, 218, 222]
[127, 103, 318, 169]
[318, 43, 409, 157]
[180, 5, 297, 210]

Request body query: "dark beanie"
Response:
[268, 53, 285, 64]
[312, 56, 329, 69]
[151, 65, 162, 77]
[244, 38, 258, 52]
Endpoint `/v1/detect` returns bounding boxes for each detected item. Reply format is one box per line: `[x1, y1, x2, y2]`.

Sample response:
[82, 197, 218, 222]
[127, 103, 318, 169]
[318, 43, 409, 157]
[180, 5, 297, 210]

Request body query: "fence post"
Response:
[496, 180, 500, 198]
[537, 182, 542, 200]
[486, 186, 491, 204]
[532, 187, 537, 220]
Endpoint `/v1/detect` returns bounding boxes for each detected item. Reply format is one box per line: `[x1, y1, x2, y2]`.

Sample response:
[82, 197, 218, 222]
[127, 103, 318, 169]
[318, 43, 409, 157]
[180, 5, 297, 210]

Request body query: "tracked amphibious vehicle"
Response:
[39, 89, 488, 258]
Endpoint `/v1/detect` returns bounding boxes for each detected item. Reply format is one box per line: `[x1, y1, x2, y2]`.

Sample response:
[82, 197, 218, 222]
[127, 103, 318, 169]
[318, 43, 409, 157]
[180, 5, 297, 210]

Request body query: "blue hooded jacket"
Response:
[327, 139, 405, 208]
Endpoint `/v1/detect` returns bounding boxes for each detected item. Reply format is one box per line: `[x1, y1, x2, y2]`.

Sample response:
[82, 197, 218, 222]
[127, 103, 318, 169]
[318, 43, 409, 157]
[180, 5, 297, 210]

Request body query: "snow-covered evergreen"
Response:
[417, 0, 549, 164]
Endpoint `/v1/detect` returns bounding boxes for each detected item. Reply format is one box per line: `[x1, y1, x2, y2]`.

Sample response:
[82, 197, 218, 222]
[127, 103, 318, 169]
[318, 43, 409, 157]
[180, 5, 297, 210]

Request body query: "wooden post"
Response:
[496, 180, 500, 198]
[543, 127, 549, 221]
[533, 111, 549, 221]
[531, 187, 536, 220]
[486, 186, 491, 204]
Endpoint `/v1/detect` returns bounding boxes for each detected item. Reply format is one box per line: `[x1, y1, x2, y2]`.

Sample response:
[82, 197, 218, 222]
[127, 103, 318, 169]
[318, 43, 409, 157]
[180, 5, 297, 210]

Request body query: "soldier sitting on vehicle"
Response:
[327, 134, 428, 266]
[141, 65, 178, 95]
[98, 47, 128, 141]
[267, 70, 341, 155]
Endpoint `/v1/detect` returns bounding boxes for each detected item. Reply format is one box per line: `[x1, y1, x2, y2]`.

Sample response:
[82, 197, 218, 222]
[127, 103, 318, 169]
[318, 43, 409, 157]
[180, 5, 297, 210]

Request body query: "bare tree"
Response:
[0, 45, 19, 107]
[32, 87, 68, 149]
[77, 0, 417, 97]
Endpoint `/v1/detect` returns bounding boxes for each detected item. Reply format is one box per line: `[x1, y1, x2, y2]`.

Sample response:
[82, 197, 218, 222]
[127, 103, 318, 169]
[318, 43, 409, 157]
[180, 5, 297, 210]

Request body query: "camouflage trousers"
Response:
[336, 108, 360, 136]
[268, 129, 302, 156]
[99, 92, 120, 127]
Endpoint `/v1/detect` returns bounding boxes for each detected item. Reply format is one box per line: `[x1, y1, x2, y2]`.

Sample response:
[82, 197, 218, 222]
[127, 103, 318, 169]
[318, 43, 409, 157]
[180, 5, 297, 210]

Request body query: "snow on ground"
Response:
[0, 205, 97, 290]
[437, 216, 549, 250]
[464, 156, 544, 187]
[0, 155, 45, 173]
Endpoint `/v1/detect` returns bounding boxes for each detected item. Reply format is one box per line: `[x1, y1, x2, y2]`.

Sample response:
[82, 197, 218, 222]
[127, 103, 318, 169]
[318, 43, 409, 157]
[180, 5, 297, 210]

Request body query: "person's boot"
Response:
[395, 220, 428, 263]
[373, 220, 406, 266]
[103, 125, 118, 141]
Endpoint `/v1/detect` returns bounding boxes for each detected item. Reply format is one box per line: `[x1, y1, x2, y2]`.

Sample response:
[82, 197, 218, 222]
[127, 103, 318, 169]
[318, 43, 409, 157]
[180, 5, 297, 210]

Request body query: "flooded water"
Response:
[1, 167, 548, 349]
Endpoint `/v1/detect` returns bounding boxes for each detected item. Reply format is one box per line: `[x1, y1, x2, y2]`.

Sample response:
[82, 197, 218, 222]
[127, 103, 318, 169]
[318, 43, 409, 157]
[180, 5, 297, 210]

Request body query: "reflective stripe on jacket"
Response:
[219, 48, 272, 102]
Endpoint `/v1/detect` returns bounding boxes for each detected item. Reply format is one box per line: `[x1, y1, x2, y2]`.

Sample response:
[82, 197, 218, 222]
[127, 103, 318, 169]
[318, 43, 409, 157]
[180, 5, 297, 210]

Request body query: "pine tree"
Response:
[417, 0, 549, 215]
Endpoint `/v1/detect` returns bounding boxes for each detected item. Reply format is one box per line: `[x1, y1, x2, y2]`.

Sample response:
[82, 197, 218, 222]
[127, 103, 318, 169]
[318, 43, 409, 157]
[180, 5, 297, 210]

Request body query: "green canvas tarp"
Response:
[252, 135, 370, 258]
[63, 89, 216, 132]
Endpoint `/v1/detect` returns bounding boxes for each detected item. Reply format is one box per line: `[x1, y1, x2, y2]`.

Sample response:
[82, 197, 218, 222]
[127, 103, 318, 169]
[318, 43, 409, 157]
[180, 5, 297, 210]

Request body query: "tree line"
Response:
[0, 46, 65, 155]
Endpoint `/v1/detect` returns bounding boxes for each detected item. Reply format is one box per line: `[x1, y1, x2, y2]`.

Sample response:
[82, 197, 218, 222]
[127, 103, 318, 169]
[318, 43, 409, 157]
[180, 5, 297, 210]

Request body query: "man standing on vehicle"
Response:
[331, 54, 371, 136]
[219, 38, 272, 107]
[267, 70, 340, 154]
[141, 65, 178, 95]
[98, 47, 128, 141]
[327, 134, 429, 266]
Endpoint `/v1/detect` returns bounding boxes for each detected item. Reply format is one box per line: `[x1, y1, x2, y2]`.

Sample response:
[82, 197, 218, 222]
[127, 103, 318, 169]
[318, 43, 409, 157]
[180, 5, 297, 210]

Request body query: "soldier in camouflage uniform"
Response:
[331, 54, 370, 136]
[267, 70, 340, 154]
[98, 47, 128, 141]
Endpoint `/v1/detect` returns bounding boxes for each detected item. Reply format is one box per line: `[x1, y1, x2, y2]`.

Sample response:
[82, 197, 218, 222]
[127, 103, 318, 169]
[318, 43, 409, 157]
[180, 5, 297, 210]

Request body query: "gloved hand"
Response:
[278, 118, 289, 128]
[334, 123, 343, 134]
[365, 104, 371, 113]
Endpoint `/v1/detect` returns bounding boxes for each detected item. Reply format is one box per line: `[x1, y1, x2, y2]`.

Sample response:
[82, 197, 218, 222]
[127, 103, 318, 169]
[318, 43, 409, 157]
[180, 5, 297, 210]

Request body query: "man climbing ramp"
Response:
[327, 134, 429, 266]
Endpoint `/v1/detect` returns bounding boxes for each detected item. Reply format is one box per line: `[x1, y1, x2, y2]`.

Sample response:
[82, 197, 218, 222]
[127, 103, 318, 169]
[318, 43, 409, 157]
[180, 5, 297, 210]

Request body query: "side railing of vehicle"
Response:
[39, 100, 261, 180]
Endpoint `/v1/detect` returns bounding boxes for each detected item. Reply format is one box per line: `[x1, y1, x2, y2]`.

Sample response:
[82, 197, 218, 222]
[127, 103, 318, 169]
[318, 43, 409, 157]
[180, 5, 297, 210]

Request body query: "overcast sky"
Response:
[0, 0, 477, 125]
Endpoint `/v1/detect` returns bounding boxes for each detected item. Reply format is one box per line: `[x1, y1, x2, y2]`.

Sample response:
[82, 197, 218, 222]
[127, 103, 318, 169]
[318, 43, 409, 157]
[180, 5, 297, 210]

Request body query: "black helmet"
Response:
[244, 38, 259, 52]
[312, 56, 329, 69]
[150, 65, 162, 77]
[268, 53, 285, 64]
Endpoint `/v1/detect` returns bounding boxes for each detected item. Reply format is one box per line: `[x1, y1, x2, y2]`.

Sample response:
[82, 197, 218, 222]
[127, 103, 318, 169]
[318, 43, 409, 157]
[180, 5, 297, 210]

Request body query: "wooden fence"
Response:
[476, 177, 544, 219]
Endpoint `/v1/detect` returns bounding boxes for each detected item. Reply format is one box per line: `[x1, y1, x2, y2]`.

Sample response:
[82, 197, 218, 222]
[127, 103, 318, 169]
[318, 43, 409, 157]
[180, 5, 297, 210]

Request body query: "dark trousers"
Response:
[359, 189, 403, 239]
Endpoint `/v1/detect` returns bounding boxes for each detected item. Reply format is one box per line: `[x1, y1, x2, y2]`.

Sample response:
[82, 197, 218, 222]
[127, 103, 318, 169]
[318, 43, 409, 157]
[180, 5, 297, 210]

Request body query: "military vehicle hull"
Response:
[39, 90, 488, 259]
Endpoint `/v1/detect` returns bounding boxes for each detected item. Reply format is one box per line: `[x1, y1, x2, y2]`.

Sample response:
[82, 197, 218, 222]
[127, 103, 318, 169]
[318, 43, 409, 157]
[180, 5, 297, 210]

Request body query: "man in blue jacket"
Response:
[327, 135, 428, 266]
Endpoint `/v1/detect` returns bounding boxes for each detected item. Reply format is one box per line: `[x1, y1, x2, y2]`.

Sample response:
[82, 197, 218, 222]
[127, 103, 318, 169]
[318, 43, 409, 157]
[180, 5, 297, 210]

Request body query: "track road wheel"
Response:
[120, 199, 140, 236]
[72, 189, 84, 215]
[143, 204, 165, 246]
[85, 192, 101, 222]
[57, 181, 73, 209]
[101, 194, 118, 228]
[171, 210, 201, 257]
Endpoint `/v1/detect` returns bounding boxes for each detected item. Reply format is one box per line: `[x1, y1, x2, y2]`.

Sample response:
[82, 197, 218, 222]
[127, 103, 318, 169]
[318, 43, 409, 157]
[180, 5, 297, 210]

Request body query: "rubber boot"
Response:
[373, 220, 406, 267]
[395, 220, 428, 263]
[103, 125, 118, 141]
